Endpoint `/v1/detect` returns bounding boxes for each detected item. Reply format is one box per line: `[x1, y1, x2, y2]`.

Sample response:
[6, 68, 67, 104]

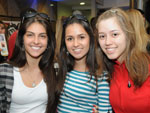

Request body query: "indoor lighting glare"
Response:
[50, 4, 54, 6]
[80, 2, 85, 5]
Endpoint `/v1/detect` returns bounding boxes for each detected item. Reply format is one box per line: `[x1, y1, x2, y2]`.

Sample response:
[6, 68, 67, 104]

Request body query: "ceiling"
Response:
[13, 0, 129, 11]
[53, 0, 130, 10]
[13, 0, 103, 11]
[55, 0, 92, 10]
[58, 0, 91, 6]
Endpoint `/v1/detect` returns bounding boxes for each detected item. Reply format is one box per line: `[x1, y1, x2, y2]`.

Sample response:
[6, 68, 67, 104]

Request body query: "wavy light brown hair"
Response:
[126, 9, 150, 51]
[96, 8, 150, 87]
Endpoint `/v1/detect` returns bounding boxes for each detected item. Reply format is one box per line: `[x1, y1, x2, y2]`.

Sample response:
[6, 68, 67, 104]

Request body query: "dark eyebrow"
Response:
[65, 35, 73, 38]
[79, 33, 87, 36]
[26, 31, 34, 34]
[39, 33, 47, 35]
[26, 31, 47, 35]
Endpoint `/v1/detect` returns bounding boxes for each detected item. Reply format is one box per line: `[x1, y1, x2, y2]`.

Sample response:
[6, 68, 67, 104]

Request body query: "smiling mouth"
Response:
[73, 49, 82, 52]
[106, 48, 115, 54]
[31, 46, 41, 50]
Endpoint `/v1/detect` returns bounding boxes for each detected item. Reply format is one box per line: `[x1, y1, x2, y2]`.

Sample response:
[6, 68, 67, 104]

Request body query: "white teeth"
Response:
[74, 49, 81, 52]
[106, 48, 114, 51]
[31, 46, 40, 50]
[106, 48, 115, 54]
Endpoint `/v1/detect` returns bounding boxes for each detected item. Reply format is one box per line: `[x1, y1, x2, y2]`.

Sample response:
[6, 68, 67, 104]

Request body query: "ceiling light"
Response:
[50, 4, 54, 6]
[80, 2, 85, 5]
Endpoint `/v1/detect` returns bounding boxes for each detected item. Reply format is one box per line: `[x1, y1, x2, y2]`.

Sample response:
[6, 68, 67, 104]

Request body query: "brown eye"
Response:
[112, 33, 118, 37]
[66, 36, 73, 41]
[80, 35, 85, 39]
[26, 33, 33, 37]
[99, 34, 105, 40]
[39, 34, 47, 39]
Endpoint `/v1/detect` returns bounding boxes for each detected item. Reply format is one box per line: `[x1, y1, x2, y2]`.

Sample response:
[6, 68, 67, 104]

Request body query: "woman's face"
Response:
[23, 22, 48, 60]
[65, 23, 90, 62]
[97, 17, 127, 62]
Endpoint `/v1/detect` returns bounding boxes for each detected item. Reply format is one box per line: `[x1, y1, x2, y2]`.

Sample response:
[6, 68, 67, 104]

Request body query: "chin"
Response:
[107, 55, 117, 60]
[31, 54, 43, 58]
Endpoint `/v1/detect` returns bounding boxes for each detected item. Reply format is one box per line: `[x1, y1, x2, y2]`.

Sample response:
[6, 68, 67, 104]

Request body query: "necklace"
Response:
[30, 75, 37, 87]
[20, 66, 39, 88]
[27, 72, 37, 88]
[28, 70, 38, 88]
[32, 81, 36, 87]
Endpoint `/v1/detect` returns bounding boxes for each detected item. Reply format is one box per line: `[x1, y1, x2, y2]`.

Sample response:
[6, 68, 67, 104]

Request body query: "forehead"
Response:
[65, 23, 87, 33]
[66, 23, 83, 29]
[26, 22, 46, 32]
[98, 17, 122, 32]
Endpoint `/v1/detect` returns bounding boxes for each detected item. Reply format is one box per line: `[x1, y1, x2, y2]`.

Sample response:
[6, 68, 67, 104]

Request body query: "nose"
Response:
[73, 38, 79, 47]
[33, 36, 39, 44]
[105, 36, 112, 45]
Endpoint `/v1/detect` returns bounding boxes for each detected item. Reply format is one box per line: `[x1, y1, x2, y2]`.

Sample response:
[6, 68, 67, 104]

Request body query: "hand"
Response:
[92, 105, 98, 113]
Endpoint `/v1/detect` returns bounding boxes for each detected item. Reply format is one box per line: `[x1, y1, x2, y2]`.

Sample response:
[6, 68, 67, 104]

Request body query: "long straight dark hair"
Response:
[57, 14, 99, 94]
[10, 14, 58, 113]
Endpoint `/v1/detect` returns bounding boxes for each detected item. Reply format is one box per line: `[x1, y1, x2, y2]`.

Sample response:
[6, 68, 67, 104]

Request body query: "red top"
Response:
[110, 61, 150, 113]
[8, 30, 18, 59]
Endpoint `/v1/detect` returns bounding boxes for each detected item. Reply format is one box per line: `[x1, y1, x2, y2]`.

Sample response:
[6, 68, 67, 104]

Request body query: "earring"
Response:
[66, 51, 69, 55]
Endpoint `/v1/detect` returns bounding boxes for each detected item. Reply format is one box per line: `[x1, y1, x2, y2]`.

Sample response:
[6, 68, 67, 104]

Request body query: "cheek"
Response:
[86, 39, 90, 47]
[65, 41, 71, 51]
[120, 41, 127, 52]
[99, 40, 106, 53]
[98, 39, 104, 48]
[85, 41, 90, 52]
[44, 39, 48, 46]
[44, 42, 48, 49]
[119, 36, 127, 50]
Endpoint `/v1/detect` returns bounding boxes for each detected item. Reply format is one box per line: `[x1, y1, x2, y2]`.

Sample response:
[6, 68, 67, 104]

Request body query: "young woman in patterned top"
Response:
[56, 14, 112, 113]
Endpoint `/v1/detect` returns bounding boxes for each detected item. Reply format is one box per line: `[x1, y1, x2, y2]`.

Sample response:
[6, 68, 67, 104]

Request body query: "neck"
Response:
[21, 57, 41, 72]
[74, 59, 88, 72]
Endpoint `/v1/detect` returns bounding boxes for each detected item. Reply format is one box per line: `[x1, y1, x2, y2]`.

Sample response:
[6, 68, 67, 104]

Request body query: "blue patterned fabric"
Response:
[57, 70, 112, 113]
